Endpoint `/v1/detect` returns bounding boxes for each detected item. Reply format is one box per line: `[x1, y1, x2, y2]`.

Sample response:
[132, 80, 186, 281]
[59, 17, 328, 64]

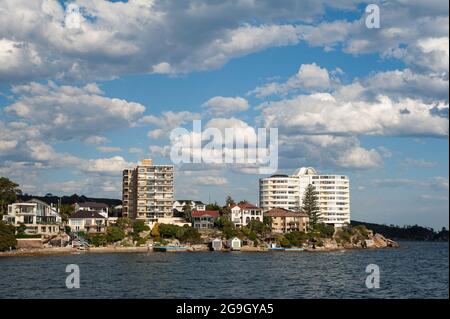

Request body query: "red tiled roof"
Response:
[191, 210, 219, 218]
[264, 208, 308, 218]
[231, 202, 261, 210]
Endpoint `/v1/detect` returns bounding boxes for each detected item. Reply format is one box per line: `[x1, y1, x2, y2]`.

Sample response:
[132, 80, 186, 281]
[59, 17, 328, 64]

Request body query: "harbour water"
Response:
[0, 241, 448, 298]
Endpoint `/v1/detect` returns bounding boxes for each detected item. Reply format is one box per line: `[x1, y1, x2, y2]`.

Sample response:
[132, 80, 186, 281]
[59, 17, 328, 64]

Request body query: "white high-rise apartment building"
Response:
[122, 159, 174, 225]
[259, 167, 350, 227]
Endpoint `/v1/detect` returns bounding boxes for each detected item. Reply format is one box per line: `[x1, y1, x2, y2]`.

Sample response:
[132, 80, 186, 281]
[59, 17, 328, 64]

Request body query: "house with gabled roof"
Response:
[230, 202, 263, 227]
[264, 208, 309, 233]
[173, 200, 206, 213]
[191, 210, 219, 230]
[68, 210, 107, 234]
[74, 201, 109, 218]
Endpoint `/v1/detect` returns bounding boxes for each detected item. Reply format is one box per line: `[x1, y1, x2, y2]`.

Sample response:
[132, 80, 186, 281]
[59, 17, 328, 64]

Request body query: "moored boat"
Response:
[153, 245, 189, 252]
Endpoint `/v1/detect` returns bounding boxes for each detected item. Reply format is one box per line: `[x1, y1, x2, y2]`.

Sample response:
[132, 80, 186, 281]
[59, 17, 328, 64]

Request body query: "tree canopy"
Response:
[0, 221, 17, 251]
[0, 177, 22, 216]
[302, 184, 321, 228]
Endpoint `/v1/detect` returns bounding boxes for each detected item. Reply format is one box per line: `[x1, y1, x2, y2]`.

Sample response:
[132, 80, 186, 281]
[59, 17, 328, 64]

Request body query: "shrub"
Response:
[77, 231, 86, 238]
[15, 234, 41, 239]
[0, 221, 17, 251]
[16, 223, 26, 235]
[116, 217, 132, 231]
[137, 237, 148, 246]
[285, 231, 307, 247]
[247, 220, 268, 235]
[313, 223, 335, 238]
[279, 236, 291, 248]
[159, 224, 183, 238]
[133, 220, 150, 234]
[353, 225, 370, 239]
[248, 231, 258, 242]
[106, 226, 125, 243]
[179, 227, 202, 244]
[89, 234, 107, 247]
[338, 229, 353, 242]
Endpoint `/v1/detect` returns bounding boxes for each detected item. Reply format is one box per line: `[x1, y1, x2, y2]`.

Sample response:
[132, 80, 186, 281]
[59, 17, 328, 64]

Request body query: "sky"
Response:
[0, 0, 448, 229]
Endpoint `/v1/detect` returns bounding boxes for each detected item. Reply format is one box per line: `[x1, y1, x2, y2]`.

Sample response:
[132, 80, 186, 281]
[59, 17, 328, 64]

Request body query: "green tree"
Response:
[206, 202, 221, 211]
[0, 221, 17, 251]
[278, 236, 291, 248]
[59, 204, 74, 222]
[151, 223, 160, 238]
[312, 223, 335, 238]
[89, 234, 107, 247]
[159, 223, 182, 238]
[179, 227, 201, 244]
[183, 202, 193, 222]
[0, 177, 22, 217]
[16, 223, 26, 235]
[116, 217, 132, 232]
[106, 226, 125, 243]
[285, 231, 308, 247]
[133, 219, 149, 234]
[302, 184, 321, 228]
[132, 220, 150, 240]
[225, 196, 235, 207]
[247, 220, 268, 236]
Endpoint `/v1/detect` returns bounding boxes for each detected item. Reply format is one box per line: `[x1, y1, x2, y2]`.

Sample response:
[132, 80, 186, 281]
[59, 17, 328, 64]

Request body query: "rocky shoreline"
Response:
[0, 236, 399, 257]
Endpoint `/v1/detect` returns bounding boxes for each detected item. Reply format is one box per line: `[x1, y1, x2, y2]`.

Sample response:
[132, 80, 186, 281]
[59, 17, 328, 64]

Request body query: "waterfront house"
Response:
[3, 199, 62, 236]
[230, 203, 263, 227]
[228, 237, 242, 251]
[68, 210, 107, 233]
[264, 208, 309, 233]
[191, 210, 219, 230]
[74, 202, 109, 218]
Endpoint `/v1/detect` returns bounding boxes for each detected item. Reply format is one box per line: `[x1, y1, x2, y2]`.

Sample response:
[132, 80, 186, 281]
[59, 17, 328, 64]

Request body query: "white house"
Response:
[68, 210, 107, 234]
[3, 199, 62, 236]
[74, 202, 109, 218]
[173, 200, 206, 213]
[230, 203, 263, 227]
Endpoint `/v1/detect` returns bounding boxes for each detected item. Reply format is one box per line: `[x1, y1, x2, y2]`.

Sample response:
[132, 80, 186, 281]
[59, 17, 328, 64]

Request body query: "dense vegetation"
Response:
[17, 193, 122, 208]
[351, 221, 449, 241]
[0, 177, 22, 218]
[0, 221, 17, 251]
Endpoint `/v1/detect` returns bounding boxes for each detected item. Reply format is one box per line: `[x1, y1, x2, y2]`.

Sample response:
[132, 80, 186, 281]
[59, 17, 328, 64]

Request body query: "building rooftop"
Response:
[70, 210, 106, 219]
[191, 210, 219, 219]
[76, 202, 108, 209]
[232, 202, 261, 210]
[264, 207, 308, 218]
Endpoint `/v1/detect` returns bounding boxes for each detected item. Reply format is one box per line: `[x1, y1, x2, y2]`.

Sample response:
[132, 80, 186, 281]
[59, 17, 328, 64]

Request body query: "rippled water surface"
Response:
[0, 241, 448, 298]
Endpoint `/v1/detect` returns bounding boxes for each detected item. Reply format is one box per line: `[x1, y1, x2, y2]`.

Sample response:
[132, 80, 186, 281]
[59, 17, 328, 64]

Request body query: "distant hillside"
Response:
[351, 220, 449, 241]
[18, 194, 122, 208]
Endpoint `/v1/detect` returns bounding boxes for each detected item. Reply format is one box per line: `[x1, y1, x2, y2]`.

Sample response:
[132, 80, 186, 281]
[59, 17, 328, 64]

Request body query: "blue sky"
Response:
[0, 0, 448, 229]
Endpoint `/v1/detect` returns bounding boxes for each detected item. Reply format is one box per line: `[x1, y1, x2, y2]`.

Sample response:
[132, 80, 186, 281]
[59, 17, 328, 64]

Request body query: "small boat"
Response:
[153, 245, 189, 252]
[268, 243, 285, 251]
[284, 247, 304, 252]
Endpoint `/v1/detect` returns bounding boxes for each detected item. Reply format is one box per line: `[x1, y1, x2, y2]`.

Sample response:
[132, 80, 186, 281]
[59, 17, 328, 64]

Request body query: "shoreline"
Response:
[0, 244, 399, 258]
